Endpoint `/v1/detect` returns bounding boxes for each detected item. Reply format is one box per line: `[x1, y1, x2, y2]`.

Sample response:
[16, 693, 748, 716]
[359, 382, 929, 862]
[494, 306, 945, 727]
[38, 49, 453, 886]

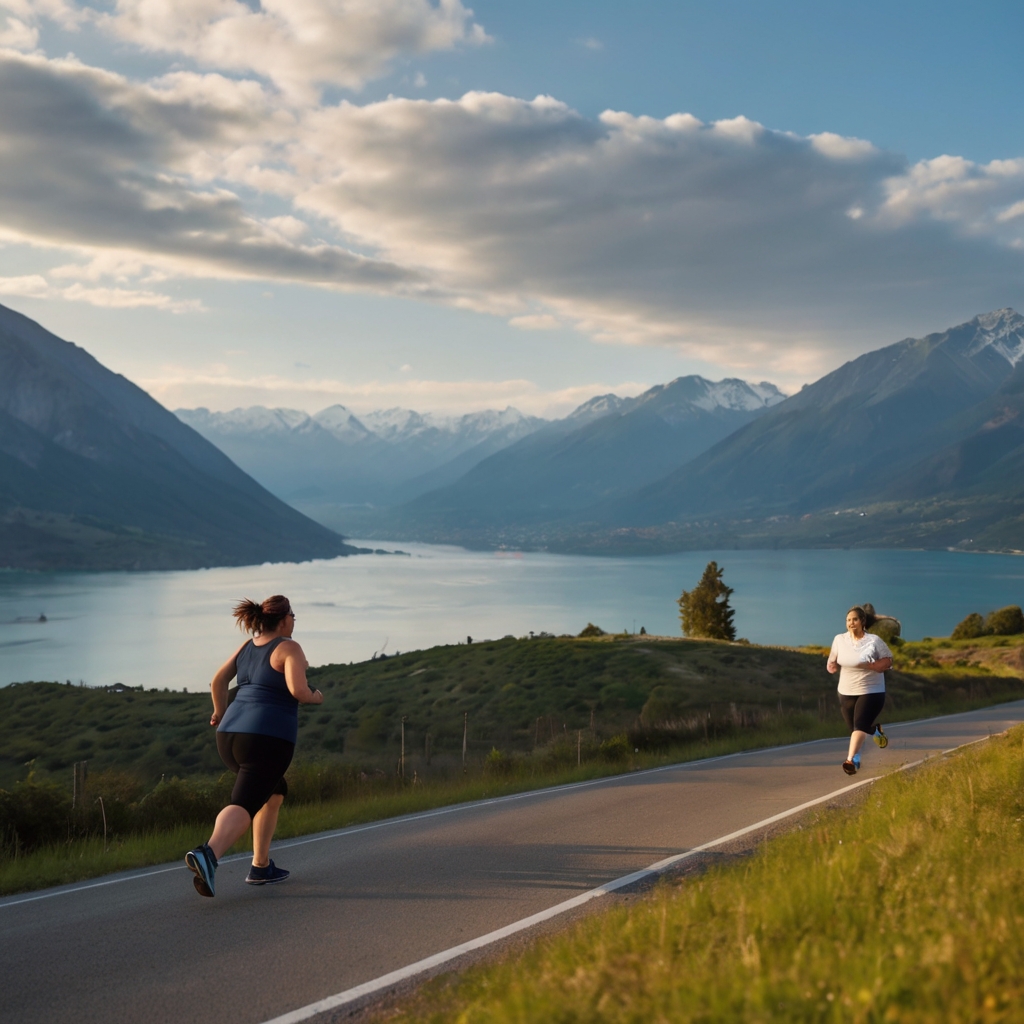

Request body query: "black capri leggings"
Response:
[839, 693, 886, 735]
[216, 732, 294, 819]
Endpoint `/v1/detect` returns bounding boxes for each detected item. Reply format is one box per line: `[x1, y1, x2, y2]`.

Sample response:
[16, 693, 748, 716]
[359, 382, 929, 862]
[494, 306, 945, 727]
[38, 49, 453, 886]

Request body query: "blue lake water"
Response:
[1, 542, 1022, 691]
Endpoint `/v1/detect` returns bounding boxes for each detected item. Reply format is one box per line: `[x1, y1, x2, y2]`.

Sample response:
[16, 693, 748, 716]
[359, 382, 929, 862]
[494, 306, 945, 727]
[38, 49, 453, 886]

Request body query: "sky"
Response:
[0, 0, 1022, 418]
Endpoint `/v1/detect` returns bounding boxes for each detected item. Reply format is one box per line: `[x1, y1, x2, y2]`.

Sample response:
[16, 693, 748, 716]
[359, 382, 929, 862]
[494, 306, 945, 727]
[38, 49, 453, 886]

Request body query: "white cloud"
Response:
[288, 93, 1024, 375]
[0, 271, 200, 308]
[142, 367, 651, 417]
[577, 37, 603, 51]
[0, 273, 49, 296]
[509, 313, 563, 331]
[0, 50, 421, 293]
[32, 0, 488, 97]
[0, 13, 38, 48]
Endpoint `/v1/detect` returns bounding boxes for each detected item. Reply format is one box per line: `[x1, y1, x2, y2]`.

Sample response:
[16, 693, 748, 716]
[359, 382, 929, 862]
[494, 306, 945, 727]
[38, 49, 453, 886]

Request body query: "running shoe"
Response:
[185, 844, 217, 898]
[246, 860, 290, 885]
[852, 753, 861, 770]
[873, 725, 888, 748]
[842, 759, 858, 775]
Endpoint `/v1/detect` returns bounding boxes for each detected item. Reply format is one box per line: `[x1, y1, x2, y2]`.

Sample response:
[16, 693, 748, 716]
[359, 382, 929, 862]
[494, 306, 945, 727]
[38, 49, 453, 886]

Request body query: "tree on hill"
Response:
[678, 561, 736, 641]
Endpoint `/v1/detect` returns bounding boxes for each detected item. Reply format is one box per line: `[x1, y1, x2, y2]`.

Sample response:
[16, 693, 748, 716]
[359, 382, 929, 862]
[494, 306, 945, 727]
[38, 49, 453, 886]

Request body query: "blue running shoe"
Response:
[873, 725, 888, 748]
[842, 759, 857, 775]
[852, 753, 861, 770]
[246, 859, 289, 885]
[185, 844, 217, 898]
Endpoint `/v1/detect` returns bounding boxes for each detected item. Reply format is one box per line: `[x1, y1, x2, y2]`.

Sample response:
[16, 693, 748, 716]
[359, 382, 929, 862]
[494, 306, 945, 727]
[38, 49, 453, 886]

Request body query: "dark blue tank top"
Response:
[217, 637, 299, 744]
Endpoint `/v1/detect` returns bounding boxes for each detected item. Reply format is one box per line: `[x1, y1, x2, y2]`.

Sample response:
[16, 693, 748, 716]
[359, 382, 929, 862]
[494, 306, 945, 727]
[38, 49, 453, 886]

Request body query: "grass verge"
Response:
[386, 725, 1024, 1024]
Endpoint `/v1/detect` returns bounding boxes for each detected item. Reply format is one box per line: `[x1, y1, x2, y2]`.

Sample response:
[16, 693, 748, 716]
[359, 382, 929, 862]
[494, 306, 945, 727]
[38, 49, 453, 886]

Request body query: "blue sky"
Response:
[0, 1, 1021, 417]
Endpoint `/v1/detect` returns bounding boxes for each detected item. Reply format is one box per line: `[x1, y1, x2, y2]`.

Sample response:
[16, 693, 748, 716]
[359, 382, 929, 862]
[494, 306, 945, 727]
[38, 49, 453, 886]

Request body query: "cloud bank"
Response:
[0, 0, 1022, 380]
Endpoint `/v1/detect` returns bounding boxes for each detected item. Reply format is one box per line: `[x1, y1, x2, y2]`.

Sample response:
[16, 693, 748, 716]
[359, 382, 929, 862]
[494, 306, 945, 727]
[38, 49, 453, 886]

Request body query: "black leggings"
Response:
[216, 732, 294, 819]
[840, 693, 886, 735]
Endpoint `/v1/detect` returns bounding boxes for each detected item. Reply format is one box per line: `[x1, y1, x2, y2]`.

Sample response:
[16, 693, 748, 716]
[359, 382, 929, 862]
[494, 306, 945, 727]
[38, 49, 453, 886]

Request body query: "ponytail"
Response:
[233, 594, 292, 635]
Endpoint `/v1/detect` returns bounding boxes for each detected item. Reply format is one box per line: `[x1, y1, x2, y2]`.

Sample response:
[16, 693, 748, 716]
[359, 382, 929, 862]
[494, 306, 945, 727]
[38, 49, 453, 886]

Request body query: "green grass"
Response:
[386, 726, 1024, 1024]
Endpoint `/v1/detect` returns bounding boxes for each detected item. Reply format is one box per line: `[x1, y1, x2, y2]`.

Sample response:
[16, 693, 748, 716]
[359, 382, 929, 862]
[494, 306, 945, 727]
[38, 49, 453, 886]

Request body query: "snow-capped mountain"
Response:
[403, 374, 787, 526]
[175, 402, 547, 506]
[613, 308, 1024, 528]
[962, 308, 1024, 366]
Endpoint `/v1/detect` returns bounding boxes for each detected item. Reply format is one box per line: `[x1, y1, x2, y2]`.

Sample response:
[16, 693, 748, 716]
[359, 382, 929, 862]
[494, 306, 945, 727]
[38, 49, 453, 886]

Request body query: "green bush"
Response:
[577, 623, 605, 637]
[985, 605, 1024, 636]
[0, 780, 70, 852]
[483, 747, 517, 777]
[133, 775, 231, 831]
[598, 735, 630, 762]
[952, 612, 987, 640]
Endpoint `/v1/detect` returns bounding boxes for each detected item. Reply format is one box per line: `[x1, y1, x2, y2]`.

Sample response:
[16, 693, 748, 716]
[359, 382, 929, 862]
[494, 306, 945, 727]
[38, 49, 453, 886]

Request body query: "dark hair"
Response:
[233, 595, 292, 635]
[847, 605, 877, 629]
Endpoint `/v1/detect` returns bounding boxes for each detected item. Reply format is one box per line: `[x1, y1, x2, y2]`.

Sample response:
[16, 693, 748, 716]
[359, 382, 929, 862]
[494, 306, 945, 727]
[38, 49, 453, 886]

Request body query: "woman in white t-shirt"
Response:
[827, 606, 893, 775]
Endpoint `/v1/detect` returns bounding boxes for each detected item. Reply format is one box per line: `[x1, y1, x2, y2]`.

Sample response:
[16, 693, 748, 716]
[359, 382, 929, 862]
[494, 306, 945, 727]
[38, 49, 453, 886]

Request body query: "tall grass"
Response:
[390, 726, 1024, 1024]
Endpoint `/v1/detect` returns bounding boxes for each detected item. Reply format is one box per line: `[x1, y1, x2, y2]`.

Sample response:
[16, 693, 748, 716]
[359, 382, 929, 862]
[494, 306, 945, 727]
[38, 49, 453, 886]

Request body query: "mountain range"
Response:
[327, 309, 1024, 554]
[7, 299, 1022, 570]
[176, 404, 546, 507]
[611, 308, 1024, 526]
[0, 303, 351, 570]
[396, 377, 785, 532]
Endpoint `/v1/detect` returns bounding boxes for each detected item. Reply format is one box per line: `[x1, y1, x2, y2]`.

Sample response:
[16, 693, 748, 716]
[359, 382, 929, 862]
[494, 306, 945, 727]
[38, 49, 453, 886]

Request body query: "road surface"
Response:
[3, 702, 1022, 1024]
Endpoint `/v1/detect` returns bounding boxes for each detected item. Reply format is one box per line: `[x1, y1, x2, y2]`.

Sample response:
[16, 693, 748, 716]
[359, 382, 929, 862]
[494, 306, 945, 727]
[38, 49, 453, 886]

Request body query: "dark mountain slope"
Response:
[0, 303, 350, 569]
[889, 358, 1024, 501]
[399, 377, 784, 530]
[611, 310, 1024, 526]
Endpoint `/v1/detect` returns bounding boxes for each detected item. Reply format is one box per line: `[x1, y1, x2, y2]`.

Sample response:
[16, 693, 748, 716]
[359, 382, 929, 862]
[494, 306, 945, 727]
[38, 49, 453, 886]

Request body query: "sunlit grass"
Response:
[389, 726, 1024, 1024]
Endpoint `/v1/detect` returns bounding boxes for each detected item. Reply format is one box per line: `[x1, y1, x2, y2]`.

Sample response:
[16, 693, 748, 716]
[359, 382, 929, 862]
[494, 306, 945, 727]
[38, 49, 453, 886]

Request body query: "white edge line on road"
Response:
[260, 738, 997, 1024]
[2, 706, 1017, 912]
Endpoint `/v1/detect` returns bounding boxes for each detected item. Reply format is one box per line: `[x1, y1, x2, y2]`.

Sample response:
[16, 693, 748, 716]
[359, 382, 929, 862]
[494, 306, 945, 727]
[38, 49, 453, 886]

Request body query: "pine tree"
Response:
[678, 560, 736, 640]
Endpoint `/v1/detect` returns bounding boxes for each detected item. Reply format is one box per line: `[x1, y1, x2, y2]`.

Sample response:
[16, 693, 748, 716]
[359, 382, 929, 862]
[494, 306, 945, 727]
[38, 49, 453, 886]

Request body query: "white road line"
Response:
[261, 752, 953, 1024]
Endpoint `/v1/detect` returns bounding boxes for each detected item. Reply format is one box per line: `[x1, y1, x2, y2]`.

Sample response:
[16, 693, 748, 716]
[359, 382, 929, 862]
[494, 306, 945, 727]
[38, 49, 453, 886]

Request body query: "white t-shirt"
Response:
[829, 632, 892, 695]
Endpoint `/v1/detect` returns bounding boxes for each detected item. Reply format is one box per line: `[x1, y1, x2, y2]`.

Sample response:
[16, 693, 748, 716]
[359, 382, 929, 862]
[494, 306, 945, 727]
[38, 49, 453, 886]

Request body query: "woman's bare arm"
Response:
[277, 640, 323, 704]
[210, 642, 247, 726]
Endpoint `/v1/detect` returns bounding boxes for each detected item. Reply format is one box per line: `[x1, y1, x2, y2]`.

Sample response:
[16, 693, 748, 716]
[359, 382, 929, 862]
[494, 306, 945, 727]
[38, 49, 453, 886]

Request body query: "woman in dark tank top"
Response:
[185, 594, 323, 898]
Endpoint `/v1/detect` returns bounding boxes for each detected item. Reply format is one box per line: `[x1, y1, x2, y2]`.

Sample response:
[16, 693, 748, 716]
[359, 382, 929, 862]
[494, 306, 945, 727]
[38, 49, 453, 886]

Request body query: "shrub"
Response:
[484, 747, 516, 777]
[0, 780, 70, 852]
[952, 612, 986, 640]
[985, 605, 1024, 636]
[578, 623, 605, 637]
[598, 735, 630, 762]
[133, 775, 231, 831]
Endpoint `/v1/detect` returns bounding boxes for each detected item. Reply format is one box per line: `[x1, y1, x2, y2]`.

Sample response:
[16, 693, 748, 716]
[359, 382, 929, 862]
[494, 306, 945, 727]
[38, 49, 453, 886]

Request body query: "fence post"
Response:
[400, 716, 406, 780]
[462, 711, 468, 773]
[96, 797, 107, 854]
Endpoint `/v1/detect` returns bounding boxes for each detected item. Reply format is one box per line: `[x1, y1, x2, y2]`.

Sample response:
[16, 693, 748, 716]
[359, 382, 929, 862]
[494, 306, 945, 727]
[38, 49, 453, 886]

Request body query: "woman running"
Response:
[185, 594, 323, 898]
[827, 605, 892, 775]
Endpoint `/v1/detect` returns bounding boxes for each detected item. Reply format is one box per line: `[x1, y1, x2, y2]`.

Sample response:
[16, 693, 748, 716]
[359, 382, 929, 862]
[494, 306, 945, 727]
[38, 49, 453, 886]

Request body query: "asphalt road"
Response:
[3, 702, 1023, 1024]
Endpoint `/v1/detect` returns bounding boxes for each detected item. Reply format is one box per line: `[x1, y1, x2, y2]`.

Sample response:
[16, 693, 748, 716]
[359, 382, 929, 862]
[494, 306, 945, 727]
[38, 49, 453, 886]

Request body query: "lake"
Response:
[1, 543, 1022, 691]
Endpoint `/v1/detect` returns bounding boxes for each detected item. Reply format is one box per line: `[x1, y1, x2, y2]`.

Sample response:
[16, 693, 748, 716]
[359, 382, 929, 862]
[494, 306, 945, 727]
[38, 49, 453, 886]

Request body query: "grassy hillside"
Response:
[4, 633, 1023, 789]
[3, 633, 1022, 895]
[387, 724, 1024, 1024]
